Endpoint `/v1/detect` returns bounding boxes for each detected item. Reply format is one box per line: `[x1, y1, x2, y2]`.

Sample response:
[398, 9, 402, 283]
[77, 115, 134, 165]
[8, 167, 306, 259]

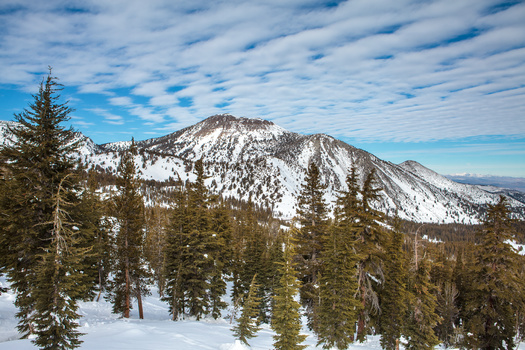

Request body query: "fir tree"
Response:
[32, 175, 87, 350]
[232, 274, 262, 346]
[429, 246, 458, 348]
[378, 221, 409, 350]
[78, 169, 111, 302]
[163, 176, 188, 320]
[355, 169, 385, 341]
[271, 225, 307, 350]
[144, 204, 169, 298]
[295, 162, 328, 332]
[0, 71, 86, 344]
[316, 222, 361, 349]
[463, 196, 525, 350]
[108, 140, 148, 319]
[405, 255, 440, 350]
[208, 201, 232, 319]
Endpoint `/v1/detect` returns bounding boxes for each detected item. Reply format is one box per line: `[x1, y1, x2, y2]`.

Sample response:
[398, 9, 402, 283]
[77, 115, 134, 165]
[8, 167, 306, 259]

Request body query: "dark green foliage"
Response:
[144, 205, 169, 299]
[355, 169, 385, 341]
[32, 176, 87, 350]
[463, 196, 525, 350]
[232, 274, 261, 346]
[0, 72, 86, 348]
[271, 226, 307, 350]
[108, 140, 148, 318]
[163, 176, 188, 320]
[405, 255, 440, 350]
[429, 247, 459, 347]
[378, 222, 409, 350]
[316, 223, 361, 349]
[77, 170, 112, 302]
[295, 162, 329, 332]
[163, 159, 229, 320]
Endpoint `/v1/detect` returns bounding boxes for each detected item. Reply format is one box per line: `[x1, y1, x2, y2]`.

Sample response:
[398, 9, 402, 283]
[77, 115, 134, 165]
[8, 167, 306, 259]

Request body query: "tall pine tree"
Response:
[295, 162, 328, 332]
[463, 196, 525, 350]
[108, 140, 148, 319]
[378, 220, 409, 350]
[0, 71, 87, 348]
[271, 225, 307, 350]
[355, 169, 385, 341]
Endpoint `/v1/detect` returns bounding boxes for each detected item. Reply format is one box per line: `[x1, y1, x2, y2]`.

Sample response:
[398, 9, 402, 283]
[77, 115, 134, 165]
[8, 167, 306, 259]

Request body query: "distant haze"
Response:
[445, 174, 525, 193]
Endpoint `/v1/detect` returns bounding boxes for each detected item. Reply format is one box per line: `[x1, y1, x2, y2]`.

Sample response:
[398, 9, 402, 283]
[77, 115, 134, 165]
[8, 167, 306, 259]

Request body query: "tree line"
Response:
[1, 73, 525, 350]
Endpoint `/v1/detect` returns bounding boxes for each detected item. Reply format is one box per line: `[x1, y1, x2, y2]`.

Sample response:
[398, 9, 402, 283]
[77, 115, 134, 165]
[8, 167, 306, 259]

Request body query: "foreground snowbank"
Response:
[1, 278, 524, 350]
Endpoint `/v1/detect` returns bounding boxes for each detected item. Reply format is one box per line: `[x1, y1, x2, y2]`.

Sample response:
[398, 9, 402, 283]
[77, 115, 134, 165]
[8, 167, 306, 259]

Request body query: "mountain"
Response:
[445, 173, 525, 192]
[2, 116, 524, 224]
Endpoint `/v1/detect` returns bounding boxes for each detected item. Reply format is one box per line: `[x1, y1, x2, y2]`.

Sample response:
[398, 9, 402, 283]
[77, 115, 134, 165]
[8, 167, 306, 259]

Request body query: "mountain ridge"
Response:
[2, 115, 524, 223]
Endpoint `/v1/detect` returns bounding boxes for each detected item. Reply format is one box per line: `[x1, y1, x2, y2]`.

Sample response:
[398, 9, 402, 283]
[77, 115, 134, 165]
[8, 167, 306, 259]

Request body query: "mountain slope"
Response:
[2, 116, 524, 223]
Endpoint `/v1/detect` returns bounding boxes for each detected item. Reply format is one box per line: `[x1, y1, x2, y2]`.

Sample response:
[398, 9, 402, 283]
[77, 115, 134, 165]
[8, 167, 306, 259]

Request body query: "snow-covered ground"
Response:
[0, 277, 524, 350]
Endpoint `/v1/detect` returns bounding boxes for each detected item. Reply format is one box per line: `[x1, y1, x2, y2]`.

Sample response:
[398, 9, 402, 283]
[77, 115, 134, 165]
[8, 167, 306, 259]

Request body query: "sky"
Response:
[0, 0, 524, 177]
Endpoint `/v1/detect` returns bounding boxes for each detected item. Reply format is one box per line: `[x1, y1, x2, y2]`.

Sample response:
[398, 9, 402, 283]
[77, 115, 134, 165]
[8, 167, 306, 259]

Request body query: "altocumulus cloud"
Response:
[0, 0, 524, 142]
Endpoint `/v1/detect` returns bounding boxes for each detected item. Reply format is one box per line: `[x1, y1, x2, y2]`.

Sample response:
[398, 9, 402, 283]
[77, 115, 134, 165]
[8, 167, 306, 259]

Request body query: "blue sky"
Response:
[0, 0, 524, 177]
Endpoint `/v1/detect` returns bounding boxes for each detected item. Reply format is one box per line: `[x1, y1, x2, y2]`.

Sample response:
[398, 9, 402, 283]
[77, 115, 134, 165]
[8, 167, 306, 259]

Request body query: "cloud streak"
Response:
[0, 0, 524, 143]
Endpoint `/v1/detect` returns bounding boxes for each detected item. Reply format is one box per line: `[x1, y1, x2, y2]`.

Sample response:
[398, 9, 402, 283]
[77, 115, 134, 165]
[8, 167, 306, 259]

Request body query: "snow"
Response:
[2, 277, 525, 349]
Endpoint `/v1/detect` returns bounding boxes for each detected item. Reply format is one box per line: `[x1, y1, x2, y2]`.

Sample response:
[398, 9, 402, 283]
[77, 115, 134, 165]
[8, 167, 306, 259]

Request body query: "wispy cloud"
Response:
[0, 0, 524, 142]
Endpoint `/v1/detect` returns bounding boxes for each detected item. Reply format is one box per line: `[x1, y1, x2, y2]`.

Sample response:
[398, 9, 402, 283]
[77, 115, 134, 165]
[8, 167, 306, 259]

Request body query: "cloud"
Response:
[87, 108, 125, 125]
[0, 0, 524, 142]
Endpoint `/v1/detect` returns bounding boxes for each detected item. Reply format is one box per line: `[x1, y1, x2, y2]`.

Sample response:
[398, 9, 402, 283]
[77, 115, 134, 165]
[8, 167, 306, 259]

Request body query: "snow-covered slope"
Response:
[2, 115, 524, 223]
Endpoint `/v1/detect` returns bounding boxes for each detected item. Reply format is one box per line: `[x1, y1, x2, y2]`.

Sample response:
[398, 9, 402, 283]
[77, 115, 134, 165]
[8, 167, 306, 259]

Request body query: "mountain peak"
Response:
[199, 114, 277, 130]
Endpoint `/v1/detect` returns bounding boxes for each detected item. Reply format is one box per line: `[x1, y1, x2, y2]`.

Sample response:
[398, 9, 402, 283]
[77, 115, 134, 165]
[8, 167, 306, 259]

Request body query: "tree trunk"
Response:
[137, 290, 144, 319]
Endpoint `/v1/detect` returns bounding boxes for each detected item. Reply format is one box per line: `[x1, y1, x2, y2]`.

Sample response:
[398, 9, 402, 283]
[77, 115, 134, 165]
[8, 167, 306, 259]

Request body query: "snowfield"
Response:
[1, 278, 524, 350]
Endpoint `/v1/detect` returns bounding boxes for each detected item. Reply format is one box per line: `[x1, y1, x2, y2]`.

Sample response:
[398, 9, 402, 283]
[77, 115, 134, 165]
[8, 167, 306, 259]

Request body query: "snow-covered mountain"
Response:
[2, 116, 524, 224]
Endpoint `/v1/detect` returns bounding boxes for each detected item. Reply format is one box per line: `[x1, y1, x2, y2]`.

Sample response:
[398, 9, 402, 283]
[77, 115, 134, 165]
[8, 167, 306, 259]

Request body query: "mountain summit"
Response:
[2, 115, 524, 223]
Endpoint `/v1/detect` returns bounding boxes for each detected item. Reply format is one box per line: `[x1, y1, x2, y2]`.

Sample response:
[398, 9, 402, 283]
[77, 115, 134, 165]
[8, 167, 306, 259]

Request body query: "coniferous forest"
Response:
[1, 74, 525, 350]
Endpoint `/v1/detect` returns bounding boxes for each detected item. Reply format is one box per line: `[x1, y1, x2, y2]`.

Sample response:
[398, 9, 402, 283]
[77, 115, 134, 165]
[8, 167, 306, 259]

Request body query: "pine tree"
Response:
[316, 222, 361, 349]
[271, 225, 307, 350]
[239, 199, 274, 323]
[232, 274, 262, 346]
[378, 221, 408, 350]
[463, 196, 525, 350]
[355, 169, 385, 341]
[144, 204, 169, 298]
[295, 162, 328, 332]
[108, 140, 148, 319]
[429, 246, 458, 348]
[32, 175, 87, 350]
[183, 158, 215, 319]
[78, 169, 111, 302]
[405, 254, 440, 350]
[208, 201, 232, 319]
[163, 176, 188, 320]
[0, 71, 86, 345]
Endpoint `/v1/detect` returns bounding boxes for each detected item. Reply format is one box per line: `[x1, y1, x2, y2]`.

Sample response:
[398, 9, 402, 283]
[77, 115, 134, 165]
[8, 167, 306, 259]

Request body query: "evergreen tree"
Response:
[239, 199, 273, 323]
[405, 255, 440, 350]
[271, 225, 307, 350]
[316, 222, 361, 349]
[208, 201, 232, 319]
[163, 159, 227, 320]
[355, 169, 385, 340]
[108, 140, 148, 319]
[144, 204, 169, 298]
[463, 196, 525, 350]
[378, 221, 409, 350]
[163, 176, 188, 320]
[232, 274, 261, 346]
[0, 71, 87, 346]
[78, 169, 111, 302]
[32, 176, 87, 350]
[429, 246, 458, 348]
[295, 162, 328, 332]
[183, 158, 215, 319]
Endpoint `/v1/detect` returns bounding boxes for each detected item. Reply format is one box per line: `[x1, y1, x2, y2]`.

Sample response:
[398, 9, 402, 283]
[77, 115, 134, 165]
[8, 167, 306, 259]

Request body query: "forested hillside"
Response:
[1, 74, 525, 350]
